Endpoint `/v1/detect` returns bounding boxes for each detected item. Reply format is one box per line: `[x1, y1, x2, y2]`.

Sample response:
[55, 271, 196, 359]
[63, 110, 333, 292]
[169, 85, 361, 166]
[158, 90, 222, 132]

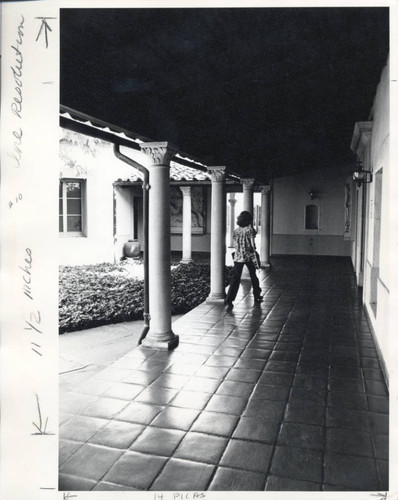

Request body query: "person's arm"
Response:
[249, 226, 257, 251]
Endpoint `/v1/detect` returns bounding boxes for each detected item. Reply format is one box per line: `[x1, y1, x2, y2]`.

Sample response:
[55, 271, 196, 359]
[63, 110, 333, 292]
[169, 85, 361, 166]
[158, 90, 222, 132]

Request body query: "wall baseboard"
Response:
[364, 303, 389, 390]
[272, 234, 351, 256]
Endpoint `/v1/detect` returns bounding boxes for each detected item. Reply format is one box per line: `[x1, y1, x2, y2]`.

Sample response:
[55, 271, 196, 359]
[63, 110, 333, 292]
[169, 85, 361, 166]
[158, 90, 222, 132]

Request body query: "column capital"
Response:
[180, 186, 191, 196]
[241, 178, 255, 189]
[261, 185, 272, 195]
[207, 166, 226, 182]
[228, 198, 238, 206]
[140, 142, 178, 166]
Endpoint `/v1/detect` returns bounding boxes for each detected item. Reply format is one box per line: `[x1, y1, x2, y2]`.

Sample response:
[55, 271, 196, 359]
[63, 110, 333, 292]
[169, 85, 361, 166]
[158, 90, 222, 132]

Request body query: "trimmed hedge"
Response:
[59, 262, 234, 333]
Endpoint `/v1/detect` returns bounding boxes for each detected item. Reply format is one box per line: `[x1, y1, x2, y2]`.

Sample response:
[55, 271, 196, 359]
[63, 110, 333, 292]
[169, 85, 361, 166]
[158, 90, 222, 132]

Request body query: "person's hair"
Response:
[237, 211, 253, 228]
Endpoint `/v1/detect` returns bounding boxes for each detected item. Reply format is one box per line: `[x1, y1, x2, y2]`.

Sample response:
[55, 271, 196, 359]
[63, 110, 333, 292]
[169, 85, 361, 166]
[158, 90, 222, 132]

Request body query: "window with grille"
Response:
[59, 180, 85, 235]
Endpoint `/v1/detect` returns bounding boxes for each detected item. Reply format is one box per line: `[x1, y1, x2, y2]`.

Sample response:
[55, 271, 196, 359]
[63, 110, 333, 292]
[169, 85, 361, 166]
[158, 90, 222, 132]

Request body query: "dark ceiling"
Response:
[60, 8, 389, 182]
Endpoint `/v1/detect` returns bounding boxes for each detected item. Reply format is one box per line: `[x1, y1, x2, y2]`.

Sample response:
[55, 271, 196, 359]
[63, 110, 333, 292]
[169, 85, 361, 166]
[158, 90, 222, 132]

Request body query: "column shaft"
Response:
[242, 178, 255, 215]
[207, 167, 226, 304]
[180, 186, 193, 263]
[140, 142, 179, 349]
[260, 186, 271, 268]
[228, 193, 237, 248]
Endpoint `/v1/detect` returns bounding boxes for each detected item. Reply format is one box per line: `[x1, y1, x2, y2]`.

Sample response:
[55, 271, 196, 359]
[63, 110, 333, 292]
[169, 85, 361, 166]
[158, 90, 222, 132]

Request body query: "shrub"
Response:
[59, 262, 234, 333]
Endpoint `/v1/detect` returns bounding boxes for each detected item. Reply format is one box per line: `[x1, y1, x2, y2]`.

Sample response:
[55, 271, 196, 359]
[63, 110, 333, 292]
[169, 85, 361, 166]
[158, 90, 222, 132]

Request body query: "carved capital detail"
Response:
[241, 178, 255, 189]
[180, 186, 191, 196]
[228, 198, 238, 206]
[207, 166, 226, 183]
[140, 141, 178, 166]
[261, 185, 272, 195]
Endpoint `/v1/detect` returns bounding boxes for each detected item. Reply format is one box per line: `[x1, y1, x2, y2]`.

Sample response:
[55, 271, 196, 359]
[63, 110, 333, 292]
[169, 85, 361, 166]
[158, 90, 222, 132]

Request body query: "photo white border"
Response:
[1, 1, 397, 499]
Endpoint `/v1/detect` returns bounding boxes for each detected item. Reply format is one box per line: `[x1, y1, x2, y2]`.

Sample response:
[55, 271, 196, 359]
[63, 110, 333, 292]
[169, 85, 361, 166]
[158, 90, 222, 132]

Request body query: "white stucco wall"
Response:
[362, 60, 391, 376]
[272, 169, 352, 256]
[59, 130, 213, 264]
[59, 131, 146, 265]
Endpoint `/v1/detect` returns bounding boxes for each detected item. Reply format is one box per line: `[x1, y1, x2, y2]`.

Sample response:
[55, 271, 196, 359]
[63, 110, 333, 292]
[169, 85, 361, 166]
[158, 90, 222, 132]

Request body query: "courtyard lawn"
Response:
[59, 261, 234, 333]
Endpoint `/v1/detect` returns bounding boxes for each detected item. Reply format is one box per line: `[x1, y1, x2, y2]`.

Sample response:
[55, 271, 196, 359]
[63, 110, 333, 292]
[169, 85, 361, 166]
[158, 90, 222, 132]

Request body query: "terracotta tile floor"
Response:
[59, 256, 389, 491]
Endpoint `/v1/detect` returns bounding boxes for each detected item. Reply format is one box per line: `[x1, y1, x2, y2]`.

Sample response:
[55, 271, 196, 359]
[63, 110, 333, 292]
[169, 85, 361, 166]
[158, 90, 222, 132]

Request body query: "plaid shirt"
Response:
[233, 226, 257, 262]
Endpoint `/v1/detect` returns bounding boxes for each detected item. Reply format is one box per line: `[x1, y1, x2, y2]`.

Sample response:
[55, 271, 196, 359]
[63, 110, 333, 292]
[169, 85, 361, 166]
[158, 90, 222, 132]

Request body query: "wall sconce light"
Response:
[308, 189, 317, 200]
[352, 159, 372, 188]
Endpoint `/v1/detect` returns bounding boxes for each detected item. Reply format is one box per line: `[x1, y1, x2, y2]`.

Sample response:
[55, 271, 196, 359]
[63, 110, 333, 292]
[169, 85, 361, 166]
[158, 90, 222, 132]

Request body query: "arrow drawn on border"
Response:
[35, 17, 56, 49]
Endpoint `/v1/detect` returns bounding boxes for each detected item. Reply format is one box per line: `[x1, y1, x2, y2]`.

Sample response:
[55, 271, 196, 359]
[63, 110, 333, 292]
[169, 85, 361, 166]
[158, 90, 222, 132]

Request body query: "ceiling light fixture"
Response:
[308, 189, 317, 200]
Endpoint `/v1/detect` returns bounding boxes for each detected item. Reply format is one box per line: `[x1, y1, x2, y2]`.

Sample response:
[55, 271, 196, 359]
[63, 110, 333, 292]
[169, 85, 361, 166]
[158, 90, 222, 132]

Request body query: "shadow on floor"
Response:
[59, 255, 389, 492]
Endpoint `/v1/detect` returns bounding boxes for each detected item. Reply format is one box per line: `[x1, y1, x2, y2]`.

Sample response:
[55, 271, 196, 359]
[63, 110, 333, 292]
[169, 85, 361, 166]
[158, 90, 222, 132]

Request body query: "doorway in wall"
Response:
[305, 204, 319, 230]
[370, 169, 383, 316]
[113, 185, 143, 261]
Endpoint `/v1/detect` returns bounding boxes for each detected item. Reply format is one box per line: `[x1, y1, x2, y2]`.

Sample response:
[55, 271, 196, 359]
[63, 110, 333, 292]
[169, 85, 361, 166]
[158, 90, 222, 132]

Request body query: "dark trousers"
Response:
[226, 260, 262, 303]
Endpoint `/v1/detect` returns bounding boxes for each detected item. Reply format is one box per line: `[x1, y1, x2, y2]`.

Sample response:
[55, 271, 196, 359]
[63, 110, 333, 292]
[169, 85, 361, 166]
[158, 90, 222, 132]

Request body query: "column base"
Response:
[180, 258, 193, 264]
[141, 332, 179, 350]
[206, 294, 226, 305]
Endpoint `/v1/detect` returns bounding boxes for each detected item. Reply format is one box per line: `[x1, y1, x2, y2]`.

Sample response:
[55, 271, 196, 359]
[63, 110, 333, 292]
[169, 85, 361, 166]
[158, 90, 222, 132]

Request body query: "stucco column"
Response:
[228, 193, 237, 247]
[260, 185, 271, 268]
[241, 178, 255, 215]
[180, 186, 193, 264]
[206, 166, 227, 304]
[139, 142, 179, 350]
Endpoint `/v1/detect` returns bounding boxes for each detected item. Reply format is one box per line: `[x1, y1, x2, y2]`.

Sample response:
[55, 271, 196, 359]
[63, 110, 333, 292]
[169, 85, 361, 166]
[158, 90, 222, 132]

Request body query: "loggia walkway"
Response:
[59, 255, 389, 491]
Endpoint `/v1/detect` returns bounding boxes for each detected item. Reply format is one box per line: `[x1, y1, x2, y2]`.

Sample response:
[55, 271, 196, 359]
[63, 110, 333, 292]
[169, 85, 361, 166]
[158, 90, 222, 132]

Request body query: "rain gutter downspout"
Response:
[113, 144, 150, 345]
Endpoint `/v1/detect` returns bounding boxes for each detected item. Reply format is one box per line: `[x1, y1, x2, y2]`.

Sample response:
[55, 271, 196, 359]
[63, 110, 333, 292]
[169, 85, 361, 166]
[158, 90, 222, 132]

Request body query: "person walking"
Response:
[225, 210, 263, 310]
